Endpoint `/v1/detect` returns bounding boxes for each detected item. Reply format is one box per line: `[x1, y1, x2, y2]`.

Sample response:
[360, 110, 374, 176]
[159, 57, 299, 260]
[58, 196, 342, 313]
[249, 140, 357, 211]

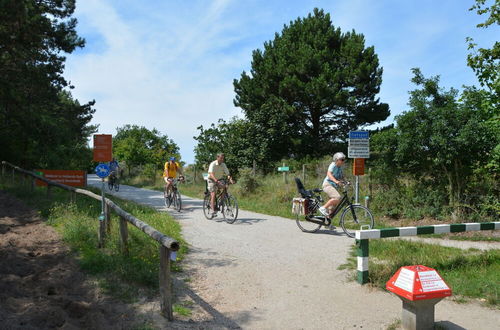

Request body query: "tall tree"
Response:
[194, 118, 262, 175]
[233, 8, 389, 159]
[466, 0, 500, 98]
[113, 125, 180, 174]
[389, 69, 497, 206]
[0, 0, 95, 168]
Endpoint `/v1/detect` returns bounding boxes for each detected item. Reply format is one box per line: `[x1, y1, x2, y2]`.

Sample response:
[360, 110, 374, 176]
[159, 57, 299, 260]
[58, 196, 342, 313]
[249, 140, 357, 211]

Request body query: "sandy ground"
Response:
[0, 190, 144, 330]
[88, 175, 500, 330]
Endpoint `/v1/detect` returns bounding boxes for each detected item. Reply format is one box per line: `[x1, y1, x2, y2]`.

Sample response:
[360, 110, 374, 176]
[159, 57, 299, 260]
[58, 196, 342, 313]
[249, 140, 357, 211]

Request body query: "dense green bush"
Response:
[237, 168, 260, 195]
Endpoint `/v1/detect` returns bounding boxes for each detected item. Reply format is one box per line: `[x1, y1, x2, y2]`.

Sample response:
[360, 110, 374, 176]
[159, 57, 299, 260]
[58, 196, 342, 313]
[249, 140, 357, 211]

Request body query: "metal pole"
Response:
[98, 179, 106, 247]
[355, 175, 359, 204]
[101, 179, 105, 215]
[302, 164, 306, 183]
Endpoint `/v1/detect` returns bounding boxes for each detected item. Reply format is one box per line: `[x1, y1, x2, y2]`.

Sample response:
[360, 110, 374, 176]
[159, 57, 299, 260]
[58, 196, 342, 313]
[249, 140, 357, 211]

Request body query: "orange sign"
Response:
[353, 158, 365, 176]
[35, 170, 87, 187]
[93, 134, 112, 162]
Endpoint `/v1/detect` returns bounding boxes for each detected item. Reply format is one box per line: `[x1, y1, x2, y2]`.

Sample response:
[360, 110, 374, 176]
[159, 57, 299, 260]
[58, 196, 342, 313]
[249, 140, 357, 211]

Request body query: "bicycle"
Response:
[164, 178, 182, 212]
[108, 172, 120, 192]
[202, 179, 238, 223]
[293, 178, 374, 238]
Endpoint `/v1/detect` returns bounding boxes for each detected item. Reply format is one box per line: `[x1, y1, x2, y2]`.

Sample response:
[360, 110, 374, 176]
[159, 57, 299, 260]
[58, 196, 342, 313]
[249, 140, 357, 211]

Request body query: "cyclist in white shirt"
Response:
[208, 153, 233, 217]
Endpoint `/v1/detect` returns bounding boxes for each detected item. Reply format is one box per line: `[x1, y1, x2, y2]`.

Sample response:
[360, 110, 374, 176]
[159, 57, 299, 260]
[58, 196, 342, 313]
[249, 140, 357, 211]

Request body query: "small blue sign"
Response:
[95, 163, 110, 178]
[349, 131, 369, 139]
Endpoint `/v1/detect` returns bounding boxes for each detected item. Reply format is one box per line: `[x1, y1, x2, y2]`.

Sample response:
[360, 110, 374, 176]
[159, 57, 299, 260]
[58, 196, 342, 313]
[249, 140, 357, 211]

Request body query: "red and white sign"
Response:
[36, 170, 87, 187]
[93, 134, 112, 162]
[386, 265, 452, 301]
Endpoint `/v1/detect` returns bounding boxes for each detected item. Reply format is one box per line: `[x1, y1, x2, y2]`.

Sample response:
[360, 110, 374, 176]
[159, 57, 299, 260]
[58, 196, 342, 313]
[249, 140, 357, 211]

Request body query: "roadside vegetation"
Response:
[122, 161, 498, 242]
[341, 240, 499, 308]
[0, 177, 186, 302]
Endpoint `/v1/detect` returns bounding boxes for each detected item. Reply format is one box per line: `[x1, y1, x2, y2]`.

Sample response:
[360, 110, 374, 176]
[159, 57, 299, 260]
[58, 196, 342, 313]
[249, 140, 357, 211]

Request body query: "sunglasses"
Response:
[339, 158, 346, 161]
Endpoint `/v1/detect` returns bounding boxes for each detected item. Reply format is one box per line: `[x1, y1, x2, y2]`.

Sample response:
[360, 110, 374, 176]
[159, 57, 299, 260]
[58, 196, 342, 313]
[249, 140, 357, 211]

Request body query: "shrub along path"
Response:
[88, 175, 499, 329]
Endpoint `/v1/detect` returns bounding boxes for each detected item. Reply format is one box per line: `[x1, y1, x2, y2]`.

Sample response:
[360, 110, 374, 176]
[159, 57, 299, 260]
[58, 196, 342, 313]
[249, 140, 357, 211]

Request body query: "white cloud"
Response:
[65, 0, 494, 163]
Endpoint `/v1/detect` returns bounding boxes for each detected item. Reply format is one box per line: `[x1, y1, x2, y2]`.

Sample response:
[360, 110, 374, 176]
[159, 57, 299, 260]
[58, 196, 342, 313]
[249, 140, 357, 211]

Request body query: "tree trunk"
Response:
[442, 166, 455, 207]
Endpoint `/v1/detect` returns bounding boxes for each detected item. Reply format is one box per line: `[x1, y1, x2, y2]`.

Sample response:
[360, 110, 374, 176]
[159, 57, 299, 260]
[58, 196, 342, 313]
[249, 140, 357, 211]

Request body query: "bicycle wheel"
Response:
[340, 205, 374, 238]
[295, 208, 323, 233]
[108, 180, 113, 191]
[114, 179, 120, 192]
[164, 187, 172, 208]
[175, 190, 182, 212]
[172, 192, 178, 210]
[221, 194, 238, 224]
[202, 194, 213, 219]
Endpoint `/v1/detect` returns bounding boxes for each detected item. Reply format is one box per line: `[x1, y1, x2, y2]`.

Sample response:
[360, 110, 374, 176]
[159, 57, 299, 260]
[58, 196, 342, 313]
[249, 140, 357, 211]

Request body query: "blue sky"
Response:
[64, 0, 498, 164]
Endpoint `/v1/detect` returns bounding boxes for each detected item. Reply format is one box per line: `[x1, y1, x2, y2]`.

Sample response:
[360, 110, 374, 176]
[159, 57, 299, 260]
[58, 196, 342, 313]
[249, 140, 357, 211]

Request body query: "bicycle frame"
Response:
[305, 188, 351, 225]
[326, 191, 350, 219]
[165, 178, 180, 192]
[213, 184, 230, 210]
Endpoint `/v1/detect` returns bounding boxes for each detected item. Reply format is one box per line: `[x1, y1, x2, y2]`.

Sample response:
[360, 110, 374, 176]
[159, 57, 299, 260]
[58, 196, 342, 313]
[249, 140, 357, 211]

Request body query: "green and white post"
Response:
[356, 238, 369, 284]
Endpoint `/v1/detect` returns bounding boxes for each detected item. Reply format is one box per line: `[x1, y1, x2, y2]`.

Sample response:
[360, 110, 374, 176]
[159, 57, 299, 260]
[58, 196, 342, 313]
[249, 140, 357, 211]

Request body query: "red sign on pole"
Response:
[93, 134, 112, 162]
[386, 265, 452, 301]
[35, 170, 87, 187]
[353, 158, 365, 176]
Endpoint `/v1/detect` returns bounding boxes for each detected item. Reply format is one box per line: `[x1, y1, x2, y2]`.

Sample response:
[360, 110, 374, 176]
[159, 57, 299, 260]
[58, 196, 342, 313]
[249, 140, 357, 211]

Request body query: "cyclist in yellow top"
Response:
[163, 157, 184, 195]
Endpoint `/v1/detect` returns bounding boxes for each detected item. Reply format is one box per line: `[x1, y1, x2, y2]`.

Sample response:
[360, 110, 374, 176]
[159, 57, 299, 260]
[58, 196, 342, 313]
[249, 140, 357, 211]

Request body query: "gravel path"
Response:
[88, 176, 499, 329]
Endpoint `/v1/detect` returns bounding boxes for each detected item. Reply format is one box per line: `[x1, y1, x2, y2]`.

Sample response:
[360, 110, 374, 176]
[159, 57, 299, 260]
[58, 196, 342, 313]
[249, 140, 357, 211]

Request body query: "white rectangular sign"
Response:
[394, 268, 415, 292]
[418, 271, 450, 292]
[349, 141, 370, 147]
[348, 131, 370, 158]
[348, 150, 370, 158]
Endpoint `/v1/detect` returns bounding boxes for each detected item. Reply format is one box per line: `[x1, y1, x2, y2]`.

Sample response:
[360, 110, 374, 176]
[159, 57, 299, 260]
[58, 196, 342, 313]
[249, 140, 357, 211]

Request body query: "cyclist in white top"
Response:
[208, 153, 234, 217]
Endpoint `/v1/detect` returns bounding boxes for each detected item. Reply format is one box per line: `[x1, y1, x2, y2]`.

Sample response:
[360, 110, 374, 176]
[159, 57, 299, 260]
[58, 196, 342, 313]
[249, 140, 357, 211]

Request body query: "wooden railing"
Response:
[1, 161, 179, 320]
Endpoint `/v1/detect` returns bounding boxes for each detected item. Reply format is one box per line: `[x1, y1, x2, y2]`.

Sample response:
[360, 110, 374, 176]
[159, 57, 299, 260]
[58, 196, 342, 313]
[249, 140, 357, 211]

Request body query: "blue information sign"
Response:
[349, 131, 369, 139]
[95, 163, 110, 178]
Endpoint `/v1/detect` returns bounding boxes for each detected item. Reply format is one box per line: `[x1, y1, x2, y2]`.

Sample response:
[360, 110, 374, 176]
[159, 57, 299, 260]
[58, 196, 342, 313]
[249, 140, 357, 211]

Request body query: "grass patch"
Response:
[346, 239, 499, 308]
[173, 302, 193, 317]
[386, 318, 401, 330]
[0, 177, 187, 301]
[419, 233, 500, 242]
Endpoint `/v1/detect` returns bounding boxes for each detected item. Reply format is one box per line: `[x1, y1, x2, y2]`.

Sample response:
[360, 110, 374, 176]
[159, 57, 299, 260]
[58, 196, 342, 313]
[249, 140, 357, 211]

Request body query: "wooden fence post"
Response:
[1, 163, 5, 178]
[159, 246, 173, 321]
[12, 168, 15, 182]
[302, 164, 306, 183]
[119, 216, 129, 255]
[105, 202, 111, 234]
[252, 160, 256, 177]
[31, 178, 35, 192]
[47, 185, 52, 198]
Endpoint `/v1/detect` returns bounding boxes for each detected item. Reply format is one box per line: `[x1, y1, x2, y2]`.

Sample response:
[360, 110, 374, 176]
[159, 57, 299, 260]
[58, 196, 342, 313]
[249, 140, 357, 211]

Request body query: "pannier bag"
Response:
[292, 198, 309, 215]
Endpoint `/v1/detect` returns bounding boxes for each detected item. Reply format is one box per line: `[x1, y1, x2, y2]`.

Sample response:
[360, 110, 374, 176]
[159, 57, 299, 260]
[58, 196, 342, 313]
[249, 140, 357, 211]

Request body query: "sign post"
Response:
[348, 131, 370, 204]
[95, 163, 110, 247]
[386, 265, 452, 330]
[278, 164, 290, 183]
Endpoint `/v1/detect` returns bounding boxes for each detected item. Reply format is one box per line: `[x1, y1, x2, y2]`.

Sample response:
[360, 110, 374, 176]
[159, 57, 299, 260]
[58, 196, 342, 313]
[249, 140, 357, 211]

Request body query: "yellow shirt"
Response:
[163, 161, 181, 178]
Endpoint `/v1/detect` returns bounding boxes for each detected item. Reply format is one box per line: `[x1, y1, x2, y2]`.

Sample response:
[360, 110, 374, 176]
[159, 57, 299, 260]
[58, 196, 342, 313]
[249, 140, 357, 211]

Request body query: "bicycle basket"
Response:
[292, 198, 309, 215]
